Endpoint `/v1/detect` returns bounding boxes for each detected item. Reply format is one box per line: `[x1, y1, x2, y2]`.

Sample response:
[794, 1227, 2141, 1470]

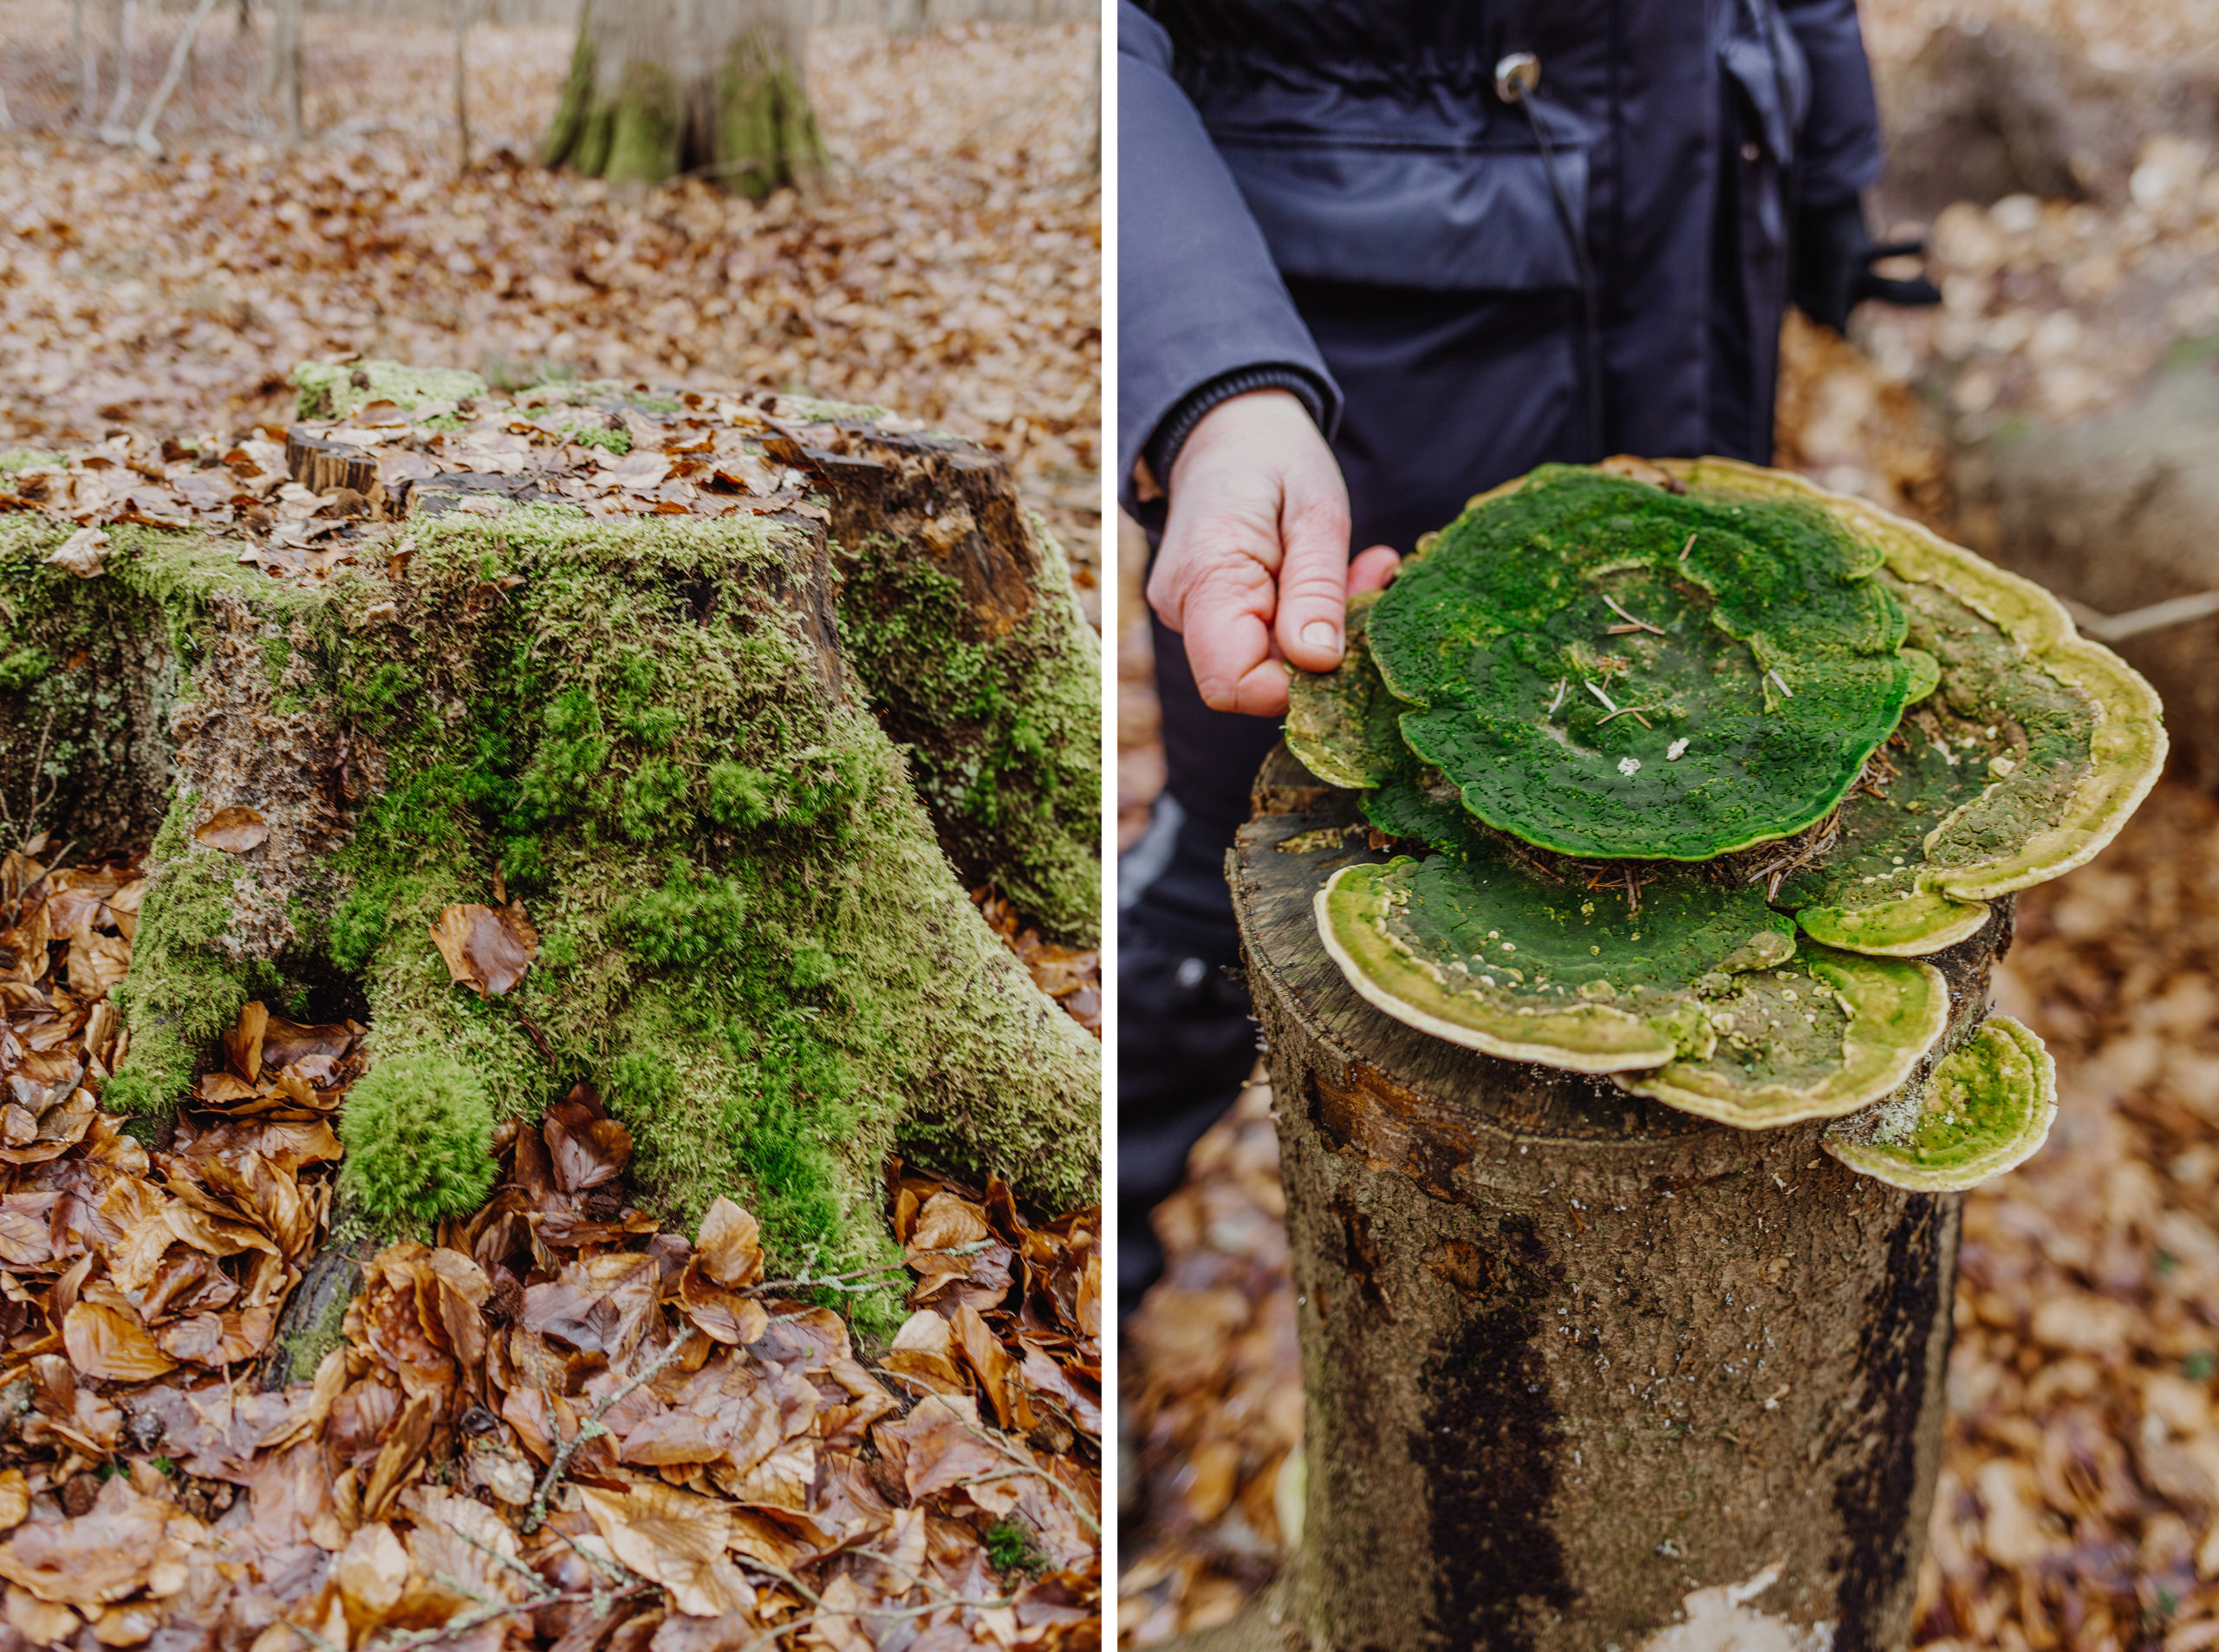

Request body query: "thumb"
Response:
[1272, 472, 1354, 673]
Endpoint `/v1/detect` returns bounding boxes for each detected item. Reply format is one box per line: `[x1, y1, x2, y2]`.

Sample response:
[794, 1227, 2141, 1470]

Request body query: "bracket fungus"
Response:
[1290, 457, 2165, 1187]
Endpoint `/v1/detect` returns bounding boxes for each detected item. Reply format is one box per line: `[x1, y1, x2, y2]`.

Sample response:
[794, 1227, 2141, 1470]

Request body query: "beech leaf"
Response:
[193, 804, 270, 855]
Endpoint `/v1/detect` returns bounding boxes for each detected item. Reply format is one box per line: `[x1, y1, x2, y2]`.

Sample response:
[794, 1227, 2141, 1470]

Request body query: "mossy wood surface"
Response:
[541, 0, 823, 198]
[0, 390, 1097, 1310]
[1214, 745, 2006, 1652]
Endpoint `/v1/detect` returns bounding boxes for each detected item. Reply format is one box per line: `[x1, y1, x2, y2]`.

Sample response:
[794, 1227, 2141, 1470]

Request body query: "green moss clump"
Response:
[836, 520, 1101, 942]
[290, 361, 487, 421]
[108, 802, 261, 1115]
[336, 1052, 499, 1233]
[561, 421, 632, 456]
[0, 452, 52, 478]
[0, 649, 53, 693]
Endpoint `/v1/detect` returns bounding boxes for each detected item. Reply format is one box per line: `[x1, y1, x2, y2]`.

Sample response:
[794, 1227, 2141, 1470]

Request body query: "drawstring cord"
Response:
[1496, 54, 1604, 459]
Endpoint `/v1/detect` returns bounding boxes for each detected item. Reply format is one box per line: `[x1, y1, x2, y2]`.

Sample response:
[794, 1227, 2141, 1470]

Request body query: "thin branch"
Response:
[745, 1239, 990, 1298]
[521, 1331, 697, 1532]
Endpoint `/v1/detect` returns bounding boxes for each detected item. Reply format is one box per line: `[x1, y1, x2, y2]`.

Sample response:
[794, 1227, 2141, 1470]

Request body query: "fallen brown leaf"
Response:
[192, 804, 269, 854]
[429, 901, 539, 998]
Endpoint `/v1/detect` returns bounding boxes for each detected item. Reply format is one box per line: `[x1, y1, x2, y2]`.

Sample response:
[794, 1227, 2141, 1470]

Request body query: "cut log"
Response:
[1198, 744, 2004, 1652]
[0, 386, 1097, 1327]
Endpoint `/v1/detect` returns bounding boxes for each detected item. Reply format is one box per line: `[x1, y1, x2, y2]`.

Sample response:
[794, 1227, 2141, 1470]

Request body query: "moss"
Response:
[107, 801, 262, 1116]
[714, 29, 824, 201]
[278, 1292, 348, 1383]
[290, 361, 487, 421]
[0, 649, 53, 693]
[0, 451, 52, 477]
[835, 520, 1101, 942]
[337, 1051, 499, 1233]
[561, 421, 632, 456]
[540, 25, 596, 170]
[604, 60, 683, 190]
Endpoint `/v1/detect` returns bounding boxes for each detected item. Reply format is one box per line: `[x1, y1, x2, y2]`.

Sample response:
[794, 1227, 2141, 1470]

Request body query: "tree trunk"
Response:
[1193, 745, 2000, 1652]
[542, 0, 823, 200]
[0, 385, 1096, 1332]
[267, 0, 301, 139]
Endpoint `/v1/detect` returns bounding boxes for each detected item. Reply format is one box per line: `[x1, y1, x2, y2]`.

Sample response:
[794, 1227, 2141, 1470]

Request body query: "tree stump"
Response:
[1215, 744, 2007, 1652]
[0, 368, 1097, 1325]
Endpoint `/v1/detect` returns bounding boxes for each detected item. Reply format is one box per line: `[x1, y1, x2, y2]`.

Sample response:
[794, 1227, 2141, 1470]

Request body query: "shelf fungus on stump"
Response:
[1289, 456, 2164, 1189]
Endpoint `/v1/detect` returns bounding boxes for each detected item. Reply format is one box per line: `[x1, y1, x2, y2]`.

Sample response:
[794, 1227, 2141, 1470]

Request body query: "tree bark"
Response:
[542, 0, 823, 199]
[1195, 744, 2001, 1652]
[267, 0, 301, 139]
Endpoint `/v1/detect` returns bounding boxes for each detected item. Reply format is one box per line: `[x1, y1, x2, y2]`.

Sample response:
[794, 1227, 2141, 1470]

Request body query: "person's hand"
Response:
[1145, 389, 1401, 717]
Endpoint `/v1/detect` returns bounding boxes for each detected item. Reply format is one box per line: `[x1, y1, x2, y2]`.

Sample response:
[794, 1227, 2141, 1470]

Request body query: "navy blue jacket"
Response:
[1117, 0, 1884, 556]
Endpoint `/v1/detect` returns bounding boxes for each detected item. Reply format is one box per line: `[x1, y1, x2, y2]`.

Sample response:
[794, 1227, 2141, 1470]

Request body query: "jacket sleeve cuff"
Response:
[1142, 366, 1332, 498]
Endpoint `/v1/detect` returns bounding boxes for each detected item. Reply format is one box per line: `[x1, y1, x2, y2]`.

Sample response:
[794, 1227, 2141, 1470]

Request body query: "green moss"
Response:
[107, 802, 261, 1116]
[561, 421, 632, 456]
[835, 521, 1101, 942]
[0, 649, 53, 693]
[714, 29, 825, 201]
[290, 361, 487, 421]
[278, 1292, 349, 1383]
[1364, 467, 1918, 862]
[604, 60, 683, 190]
[0, 452, 51, 478]
[337, 1052, 499, 1233]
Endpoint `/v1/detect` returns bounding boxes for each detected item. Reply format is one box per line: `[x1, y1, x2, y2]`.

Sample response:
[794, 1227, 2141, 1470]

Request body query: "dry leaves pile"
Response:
[0, 5, 1100, 579]
[0, 842, 1102, 1648]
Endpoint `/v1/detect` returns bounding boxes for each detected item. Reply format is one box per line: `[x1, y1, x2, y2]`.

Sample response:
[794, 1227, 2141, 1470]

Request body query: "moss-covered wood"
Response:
[542, 0, 823, 198]
[0, 429, 1096, 1328]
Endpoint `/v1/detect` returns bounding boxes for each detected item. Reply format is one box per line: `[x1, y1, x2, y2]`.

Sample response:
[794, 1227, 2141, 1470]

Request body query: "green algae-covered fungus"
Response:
[1365, 465, 1926, 861]
[1821, 1015, 2056, 1190]
[1291, 458, 2164, 1184]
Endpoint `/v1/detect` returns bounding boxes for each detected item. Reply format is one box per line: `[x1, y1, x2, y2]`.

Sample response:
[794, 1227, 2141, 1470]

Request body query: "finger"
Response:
[1347, 544, 1402, 596]
[1272, 477, 1354, 672]
[1181, 569, 1285, 715]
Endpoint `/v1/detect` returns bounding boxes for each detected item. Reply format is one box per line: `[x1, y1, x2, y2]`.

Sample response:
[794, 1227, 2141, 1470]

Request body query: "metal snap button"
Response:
[1494, 52, 1541, 104]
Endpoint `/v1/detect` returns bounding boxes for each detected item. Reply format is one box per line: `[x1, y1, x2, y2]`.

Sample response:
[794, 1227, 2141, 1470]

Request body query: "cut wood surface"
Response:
[1202, 744, 2012, 1651]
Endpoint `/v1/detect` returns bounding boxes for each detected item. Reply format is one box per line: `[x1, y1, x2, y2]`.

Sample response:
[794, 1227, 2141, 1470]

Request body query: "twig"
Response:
[745, 1239, 990, 1299]
[1584, 680, 1618, 714]
[1601, 595, 1664, 635]
[953, 1416, 1102, 1538]
[521, 1331, 696, 1532]
[1679, 532, 1697, 564]
[1594, 706, 1653, 729]
[1767, 668, 1794, 699]
[1546, 678, 1568, 715]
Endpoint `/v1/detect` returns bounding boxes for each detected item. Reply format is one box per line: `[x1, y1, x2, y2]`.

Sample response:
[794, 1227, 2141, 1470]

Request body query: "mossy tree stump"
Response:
[0, 368, 1097, 1335]
[1213, 745, 1987, 1652]
[542, 0, 823, 198]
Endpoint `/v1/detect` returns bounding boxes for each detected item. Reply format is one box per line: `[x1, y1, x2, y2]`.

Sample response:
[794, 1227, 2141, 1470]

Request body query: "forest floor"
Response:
[1116, 0, 2219, 1643]
[0, 3, 1102, 608]
[0, 10, 1104, 1650]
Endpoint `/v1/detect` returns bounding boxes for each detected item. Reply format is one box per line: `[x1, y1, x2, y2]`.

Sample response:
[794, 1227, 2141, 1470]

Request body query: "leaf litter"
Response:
[0, 8, 1100, 600]
[0, 838, 1100, 1649]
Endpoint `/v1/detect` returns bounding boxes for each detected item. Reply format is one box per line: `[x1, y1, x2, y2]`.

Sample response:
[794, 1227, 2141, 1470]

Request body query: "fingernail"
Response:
[1301, 621, 1340, 652]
